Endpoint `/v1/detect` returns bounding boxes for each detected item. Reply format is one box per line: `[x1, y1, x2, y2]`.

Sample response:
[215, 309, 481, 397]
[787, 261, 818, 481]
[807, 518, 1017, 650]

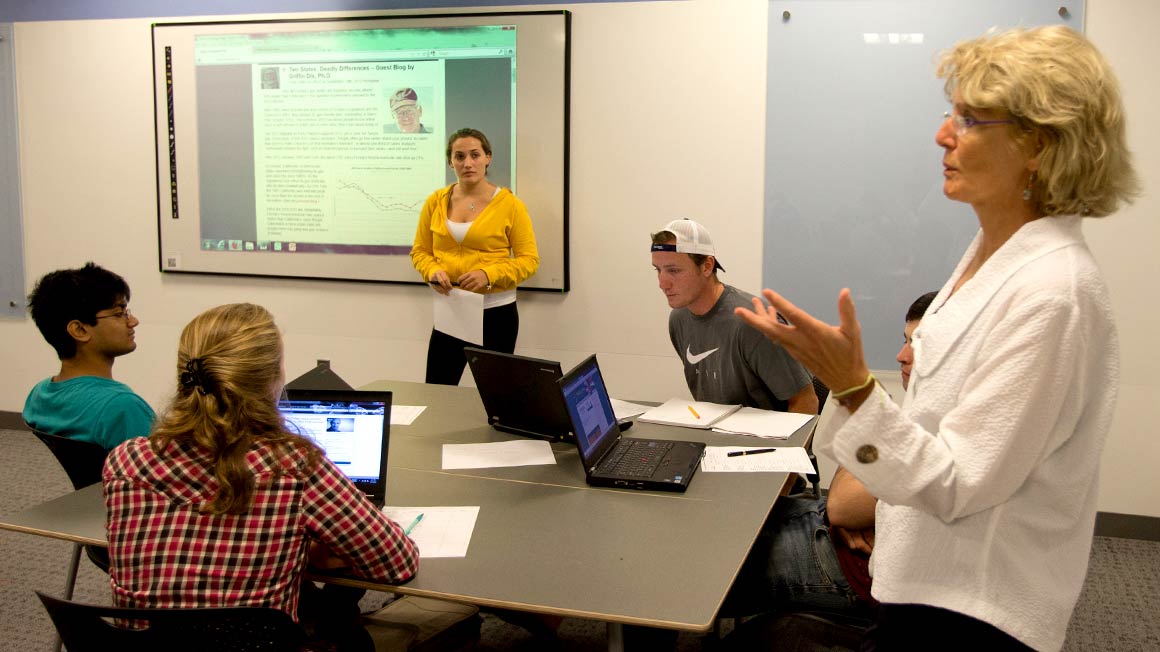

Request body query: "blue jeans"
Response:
[722, 494, 871, 622]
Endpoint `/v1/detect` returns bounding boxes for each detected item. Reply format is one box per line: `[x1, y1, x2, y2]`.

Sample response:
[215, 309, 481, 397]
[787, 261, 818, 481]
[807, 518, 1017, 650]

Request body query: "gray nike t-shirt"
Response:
[668, 284, 812, 411]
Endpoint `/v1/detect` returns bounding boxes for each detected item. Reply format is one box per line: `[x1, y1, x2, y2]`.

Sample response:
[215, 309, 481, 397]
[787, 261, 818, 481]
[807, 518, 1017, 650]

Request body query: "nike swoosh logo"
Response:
[686, 346, 719, 364]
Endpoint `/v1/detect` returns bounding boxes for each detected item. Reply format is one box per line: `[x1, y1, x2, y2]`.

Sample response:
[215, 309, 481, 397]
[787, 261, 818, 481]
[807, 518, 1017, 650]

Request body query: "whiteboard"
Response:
[764, 0, 1081, 368]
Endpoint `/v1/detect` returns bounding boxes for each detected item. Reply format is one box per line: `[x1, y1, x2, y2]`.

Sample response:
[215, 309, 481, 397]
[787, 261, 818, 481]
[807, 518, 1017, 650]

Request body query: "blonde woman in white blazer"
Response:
[737, 26, 1139, 652]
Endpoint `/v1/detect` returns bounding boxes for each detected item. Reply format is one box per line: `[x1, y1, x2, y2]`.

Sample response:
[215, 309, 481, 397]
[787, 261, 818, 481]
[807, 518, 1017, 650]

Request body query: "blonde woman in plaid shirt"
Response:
[103, 303, 418, 649]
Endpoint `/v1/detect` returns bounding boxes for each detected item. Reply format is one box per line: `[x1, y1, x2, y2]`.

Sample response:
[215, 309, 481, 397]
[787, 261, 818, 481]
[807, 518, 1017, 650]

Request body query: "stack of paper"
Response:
[638, 398, 742, 429]
[609, 398, 650, 421]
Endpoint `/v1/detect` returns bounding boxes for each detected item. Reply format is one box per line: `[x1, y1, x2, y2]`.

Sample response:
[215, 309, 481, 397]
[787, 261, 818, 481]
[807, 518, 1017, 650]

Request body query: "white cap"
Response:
[651, 219, 725, 272]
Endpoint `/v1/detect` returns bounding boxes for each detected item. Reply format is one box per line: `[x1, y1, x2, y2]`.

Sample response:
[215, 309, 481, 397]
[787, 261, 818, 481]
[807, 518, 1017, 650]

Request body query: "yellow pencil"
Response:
[687, 404, 701, 419]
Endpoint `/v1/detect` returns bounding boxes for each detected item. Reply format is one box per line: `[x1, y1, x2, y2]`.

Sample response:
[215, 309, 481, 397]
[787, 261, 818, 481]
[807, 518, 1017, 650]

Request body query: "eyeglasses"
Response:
[96, 308, 133, 321]
[393, 108, 419, 118]
[943, 111, 1015, 136]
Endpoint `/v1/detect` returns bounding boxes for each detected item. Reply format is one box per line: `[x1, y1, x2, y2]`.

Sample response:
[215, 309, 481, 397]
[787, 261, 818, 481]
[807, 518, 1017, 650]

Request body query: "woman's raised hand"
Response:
[734, 288, 871, 394]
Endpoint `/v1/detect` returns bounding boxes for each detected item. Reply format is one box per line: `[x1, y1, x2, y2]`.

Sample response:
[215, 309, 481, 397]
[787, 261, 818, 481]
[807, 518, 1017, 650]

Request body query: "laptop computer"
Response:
[558, 355, 705, 492]
[465, 347, 573, 442]
[279, 389, 392, 507]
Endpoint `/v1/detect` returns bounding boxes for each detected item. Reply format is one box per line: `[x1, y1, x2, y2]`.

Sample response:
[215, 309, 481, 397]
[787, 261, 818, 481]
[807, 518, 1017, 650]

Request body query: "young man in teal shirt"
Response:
[23, 263, 154, 449]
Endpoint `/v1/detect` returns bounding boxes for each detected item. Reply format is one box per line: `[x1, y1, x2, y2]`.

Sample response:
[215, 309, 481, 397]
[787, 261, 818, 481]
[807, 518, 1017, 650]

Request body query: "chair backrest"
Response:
[37, 591, 304, 652]
[28, 427, 110, 490]
[811, 377, 830, 415]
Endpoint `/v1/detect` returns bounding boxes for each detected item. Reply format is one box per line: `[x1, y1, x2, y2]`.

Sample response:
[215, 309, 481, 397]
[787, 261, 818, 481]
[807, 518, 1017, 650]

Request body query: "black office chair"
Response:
[811, 377, 831, 414]
[28, 425, 113, 652]
[28, 427, 112, 576]
[806, 377, 830, 498]
[29, 427, 108, 490]
[36, 591, 305, 652]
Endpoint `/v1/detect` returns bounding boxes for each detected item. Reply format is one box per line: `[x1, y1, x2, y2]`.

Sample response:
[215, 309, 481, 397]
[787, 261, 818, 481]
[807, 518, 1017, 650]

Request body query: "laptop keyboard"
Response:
[599, 440, 674, 478]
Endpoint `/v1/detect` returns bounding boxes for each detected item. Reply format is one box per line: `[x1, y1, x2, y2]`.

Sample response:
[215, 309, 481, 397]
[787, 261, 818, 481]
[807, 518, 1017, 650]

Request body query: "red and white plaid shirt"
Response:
[103, 436, 417, 619]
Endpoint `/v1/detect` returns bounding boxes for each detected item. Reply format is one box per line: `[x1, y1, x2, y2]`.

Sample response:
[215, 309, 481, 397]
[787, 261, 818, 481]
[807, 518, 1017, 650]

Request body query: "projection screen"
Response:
[153, 11, 570, 290]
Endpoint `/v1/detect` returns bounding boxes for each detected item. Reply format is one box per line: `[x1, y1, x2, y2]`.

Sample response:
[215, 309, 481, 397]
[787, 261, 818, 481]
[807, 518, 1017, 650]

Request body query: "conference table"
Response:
[0, 380, 815, 651]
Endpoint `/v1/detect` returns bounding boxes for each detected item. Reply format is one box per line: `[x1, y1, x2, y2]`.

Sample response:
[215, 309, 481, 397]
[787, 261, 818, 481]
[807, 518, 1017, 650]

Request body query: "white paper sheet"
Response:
[389, 405, 427, 426]
[441, 439, 557, 470]
[382, 506, 480, 558]
[433, 288, 484, 345]
[711, 408, 812, 440]
[700, 446, 815, 473]
[609, 398, 650, 421]
[638, 398, 742, 428]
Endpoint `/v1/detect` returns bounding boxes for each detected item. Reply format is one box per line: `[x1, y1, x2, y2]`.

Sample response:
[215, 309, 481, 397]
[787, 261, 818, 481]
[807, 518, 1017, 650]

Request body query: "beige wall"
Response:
[2, 0, 1156, 517]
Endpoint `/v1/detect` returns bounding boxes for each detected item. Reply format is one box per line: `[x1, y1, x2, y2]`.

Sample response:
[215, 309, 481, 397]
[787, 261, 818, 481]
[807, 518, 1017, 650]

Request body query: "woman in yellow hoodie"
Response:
[411, 128, 540, 385]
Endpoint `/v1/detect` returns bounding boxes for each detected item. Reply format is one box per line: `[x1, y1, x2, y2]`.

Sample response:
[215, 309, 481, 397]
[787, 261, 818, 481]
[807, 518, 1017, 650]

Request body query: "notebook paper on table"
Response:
[609, 398, 650, 421]
[638, 398, 741, 429]
[711, 408, 812, 440]
[382, 506, 480, 558]
[441, 440, 556, 469]
[701, 446, 815, 473]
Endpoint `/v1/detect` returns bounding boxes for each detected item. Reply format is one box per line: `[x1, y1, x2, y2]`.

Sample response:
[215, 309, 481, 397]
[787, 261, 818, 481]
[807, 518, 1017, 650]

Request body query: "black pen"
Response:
[727, 448, 778, 457]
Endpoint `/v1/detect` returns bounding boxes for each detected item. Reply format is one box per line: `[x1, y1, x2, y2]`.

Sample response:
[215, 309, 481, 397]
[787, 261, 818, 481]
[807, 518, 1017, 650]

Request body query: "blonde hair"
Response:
[937, 25, 1140, 217]
[150, 303, 321, 515]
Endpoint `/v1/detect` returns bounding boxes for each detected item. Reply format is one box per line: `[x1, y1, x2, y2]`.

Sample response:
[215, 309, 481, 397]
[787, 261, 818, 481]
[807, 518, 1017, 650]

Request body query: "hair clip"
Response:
[180, 357, 211, 395]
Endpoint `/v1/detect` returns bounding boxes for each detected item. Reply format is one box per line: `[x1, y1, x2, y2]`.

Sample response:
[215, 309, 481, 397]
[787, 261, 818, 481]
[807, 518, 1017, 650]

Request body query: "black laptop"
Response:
[558, 355, 705, 492]
[279, 389, 392, 507]
[465, 347, 573, 442]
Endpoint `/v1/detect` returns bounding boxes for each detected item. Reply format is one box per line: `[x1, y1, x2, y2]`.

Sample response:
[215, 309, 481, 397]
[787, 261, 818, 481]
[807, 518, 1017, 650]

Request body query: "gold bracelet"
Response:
[832, 373, 876, 399]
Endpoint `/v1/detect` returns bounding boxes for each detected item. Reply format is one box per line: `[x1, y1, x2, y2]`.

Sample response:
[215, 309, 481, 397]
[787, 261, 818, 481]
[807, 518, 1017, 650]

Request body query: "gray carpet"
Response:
[2, 428, 1157, 651]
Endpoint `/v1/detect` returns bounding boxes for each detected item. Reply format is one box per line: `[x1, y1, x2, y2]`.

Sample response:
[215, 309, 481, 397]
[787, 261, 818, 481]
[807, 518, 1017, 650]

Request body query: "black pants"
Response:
[859, 603, 1034, 652]
[425, 302, 519, 385]
[297, 581, 370, 652]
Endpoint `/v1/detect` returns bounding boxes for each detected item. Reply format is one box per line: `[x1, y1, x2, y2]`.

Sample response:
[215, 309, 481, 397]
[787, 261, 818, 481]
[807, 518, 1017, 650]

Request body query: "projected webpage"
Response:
[192, 26, 517, 256]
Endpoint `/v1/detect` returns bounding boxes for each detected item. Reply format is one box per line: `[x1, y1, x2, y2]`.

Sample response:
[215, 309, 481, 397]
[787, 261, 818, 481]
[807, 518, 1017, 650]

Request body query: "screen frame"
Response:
[152, 10, 570, 291]
[280, 388, 393, 501]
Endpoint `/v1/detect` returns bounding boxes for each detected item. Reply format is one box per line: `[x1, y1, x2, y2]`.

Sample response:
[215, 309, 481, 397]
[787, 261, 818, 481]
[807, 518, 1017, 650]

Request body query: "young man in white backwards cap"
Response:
[650, 219, 817, 414]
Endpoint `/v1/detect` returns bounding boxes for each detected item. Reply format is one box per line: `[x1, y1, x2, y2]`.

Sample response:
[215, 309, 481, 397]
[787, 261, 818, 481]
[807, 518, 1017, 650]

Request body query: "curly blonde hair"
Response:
[937, 25, 1140, 217]
[150, 303, 321, 515]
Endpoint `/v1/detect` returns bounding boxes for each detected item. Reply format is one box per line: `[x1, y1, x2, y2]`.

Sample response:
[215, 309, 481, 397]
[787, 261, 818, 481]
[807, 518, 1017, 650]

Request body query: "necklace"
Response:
[456, 182, 490, 212]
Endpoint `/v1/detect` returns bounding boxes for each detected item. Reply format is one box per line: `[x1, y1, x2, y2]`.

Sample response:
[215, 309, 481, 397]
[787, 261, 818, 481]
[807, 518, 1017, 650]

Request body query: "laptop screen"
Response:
[279, 390, 391, 497]
[465, 347, 568, 439]
[559, 356, 619, 466]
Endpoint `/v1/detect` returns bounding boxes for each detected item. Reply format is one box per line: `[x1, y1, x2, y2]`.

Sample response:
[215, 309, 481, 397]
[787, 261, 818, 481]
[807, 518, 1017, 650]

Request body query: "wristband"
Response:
[832, 373, 876, 403]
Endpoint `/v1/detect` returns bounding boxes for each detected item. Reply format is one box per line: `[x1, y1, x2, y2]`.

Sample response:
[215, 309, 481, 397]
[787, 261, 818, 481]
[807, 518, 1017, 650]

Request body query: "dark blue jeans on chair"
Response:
[721, 494, 871, 622]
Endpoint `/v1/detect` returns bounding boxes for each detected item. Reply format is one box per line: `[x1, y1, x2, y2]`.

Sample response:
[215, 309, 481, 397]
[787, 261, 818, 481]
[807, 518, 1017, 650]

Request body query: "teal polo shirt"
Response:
[23, 376, 155, 450]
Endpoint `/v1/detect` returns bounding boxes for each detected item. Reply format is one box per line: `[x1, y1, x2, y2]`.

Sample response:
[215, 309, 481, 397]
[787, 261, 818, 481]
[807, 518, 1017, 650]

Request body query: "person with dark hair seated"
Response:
[103, 303, 419, 651]
[23, 262, 154, 449]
